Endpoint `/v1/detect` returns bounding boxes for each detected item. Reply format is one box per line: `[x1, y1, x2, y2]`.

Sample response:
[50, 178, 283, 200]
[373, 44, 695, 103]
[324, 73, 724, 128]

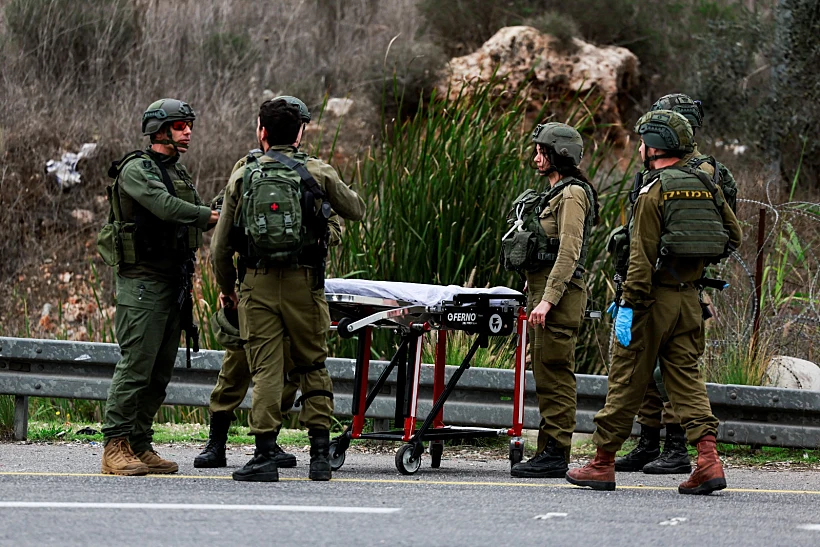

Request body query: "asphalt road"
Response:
[1, 442, 819, 547]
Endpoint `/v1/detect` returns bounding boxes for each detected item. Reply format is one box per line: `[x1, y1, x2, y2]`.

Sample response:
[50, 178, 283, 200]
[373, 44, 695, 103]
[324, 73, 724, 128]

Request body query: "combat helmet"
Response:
[211, 307, 244, 351]
[531, 122, 584, 166]
[650, 93, 703, 129]
[273, 95, 311, 124]
[634, 110, 694, 156]
[142, 98, 196, 136]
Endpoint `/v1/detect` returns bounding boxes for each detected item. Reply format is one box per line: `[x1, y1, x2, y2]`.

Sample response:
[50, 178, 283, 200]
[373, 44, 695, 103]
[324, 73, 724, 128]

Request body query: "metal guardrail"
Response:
[1, 337, 819, 448]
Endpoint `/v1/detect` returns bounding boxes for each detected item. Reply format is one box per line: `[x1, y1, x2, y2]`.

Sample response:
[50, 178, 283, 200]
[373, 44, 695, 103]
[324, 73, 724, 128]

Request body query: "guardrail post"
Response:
[13, 395, 28, 441]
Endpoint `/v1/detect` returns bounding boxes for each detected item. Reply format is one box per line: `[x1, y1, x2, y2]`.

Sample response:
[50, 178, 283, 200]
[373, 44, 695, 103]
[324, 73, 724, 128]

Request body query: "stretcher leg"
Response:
[351, 327, 372, 438]
[402, 332, 424, 442]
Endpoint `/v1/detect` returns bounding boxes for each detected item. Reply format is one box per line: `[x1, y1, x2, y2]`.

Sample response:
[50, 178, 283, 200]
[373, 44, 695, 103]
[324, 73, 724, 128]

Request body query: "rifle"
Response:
[177, 245, 200, 368]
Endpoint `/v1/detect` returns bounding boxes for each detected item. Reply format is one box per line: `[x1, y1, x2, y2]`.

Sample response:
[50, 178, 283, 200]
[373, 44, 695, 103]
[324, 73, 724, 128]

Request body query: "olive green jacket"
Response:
[537, 181, 590, 305]
[212, 145, 366, 294]
[117, 148, 212, 283]
[622, 171, 742, 309]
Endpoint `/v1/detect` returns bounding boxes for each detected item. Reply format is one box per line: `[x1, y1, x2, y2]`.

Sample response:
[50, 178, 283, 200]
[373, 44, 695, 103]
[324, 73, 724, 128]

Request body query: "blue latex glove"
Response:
[606, 301, 618, 319]
[615, 307, 633, 347]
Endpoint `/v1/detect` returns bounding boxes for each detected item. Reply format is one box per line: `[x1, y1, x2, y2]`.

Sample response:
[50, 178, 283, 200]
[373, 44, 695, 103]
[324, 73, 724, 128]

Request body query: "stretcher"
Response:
[323, 278, 528, 475]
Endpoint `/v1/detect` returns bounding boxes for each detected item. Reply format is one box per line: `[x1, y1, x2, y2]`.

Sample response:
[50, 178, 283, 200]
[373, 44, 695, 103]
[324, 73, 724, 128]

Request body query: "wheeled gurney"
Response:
[323, 278, 528, 475]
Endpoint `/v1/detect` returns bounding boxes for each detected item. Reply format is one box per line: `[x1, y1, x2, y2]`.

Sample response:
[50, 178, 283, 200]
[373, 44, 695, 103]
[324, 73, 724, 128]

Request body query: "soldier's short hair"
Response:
[259, 99, 302, 146]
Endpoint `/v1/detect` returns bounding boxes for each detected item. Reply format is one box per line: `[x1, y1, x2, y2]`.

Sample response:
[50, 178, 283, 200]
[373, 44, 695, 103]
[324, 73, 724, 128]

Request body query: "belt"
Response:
[656, 281, 696, 290]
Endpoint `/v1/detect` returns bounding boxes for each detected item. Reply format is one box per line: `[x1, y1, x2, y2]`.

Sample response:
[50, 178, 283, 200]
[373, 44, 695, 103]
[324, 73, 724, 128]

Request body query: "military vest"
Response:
[501, 177, 596, 273]
[650, 166, 729, 259]
[237, 149, 330, 267]
[97, 150, 202, 267]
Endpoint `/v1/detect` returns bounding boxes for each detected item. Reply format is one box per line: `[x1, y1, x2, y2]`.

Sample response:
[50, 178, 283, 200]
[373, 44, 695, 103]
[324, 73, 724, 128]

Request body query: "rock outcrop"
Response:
[764, 356, 820, 390]
[437, 26, 639, 141]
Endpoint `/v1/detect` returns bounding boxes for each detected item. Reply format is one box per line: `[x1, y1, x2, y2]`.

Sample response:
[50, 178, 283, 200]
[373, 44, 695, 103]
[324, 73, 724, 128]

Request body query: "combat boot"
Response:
[135, 448, 179, 474]
[678, 435, 726, 495]
[308, 429, 332, 481]
[101, 437, 149, 476]
[642, 424, 692, 474]
[194, 412, 230, 468]
[510, 437, 568, 478]
[565, 448, 616, 491]
[273, 441, 297, 468]
[614, 425, 660, 472]
[232, 433, 279, 482]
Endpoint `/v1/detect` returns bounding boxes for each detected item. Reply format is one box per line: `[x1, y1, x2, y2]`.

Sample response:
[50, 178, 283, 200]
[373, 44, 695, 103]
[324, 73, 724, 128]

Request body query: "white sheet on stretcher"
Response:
[324, 278, 522, 307]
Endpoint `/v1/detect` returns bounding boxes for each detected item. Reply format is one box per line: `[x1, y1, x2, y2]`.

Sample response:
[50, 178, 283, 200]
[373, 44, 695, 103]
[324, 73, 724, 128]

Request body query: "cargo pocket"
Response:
[116, 278, 157, 310]
[311, 286, 330, 336]
[539, 323, 576, 366]
[608, 343, 639, 385]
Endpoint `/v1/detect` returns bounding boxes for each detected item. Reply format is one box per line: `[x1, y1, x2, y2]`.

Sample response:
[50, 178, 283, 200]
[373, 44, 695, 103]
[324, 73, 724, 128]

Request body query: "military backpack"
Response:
[239, 149, 331, 266]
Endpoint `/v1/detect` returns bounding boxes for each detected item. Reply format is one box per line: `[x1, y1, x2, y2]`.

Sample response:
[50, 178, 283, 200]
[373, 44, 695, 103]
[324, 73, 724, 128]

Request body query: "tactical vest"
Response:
[237, 149, 331, 267]
[97, 150, 202, 267]
[501, 177, 596, 273]
[651, 166, 729, 259]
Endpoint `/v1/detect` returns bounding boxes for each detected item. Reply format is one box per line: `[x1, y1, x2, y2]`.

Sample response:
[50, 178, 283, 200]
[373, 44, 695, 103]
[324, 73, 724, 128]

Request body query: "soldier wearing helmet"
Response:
[615, 94, 739, 477]
[501, 122, 599, 479]
[195, 99, 342, 470]
[567, 110, 742, 496]
[98, 98, 218, 476]
[211, 97, 365, 482]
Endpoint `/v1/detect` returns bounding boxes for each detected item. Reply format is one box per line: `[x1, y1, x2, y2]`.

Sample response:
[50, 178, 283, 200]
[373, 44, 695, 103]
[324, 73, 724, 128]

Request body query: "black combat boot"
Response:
[308, 429, 332, 481]
[643, 424, 692, 474]
[232, 433, 279, 482]
[510, 437, 569, 478]
[614, 425, 661, 472]
[194, 412, 231, 468]
[273, 441, 297, 468]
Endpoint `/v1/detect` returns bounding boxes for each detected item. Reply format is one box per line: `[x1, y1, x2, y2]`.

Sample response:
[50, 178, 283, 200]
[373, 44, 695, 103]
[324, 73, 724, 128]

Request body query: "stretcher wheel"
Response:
[328, 440, 346, 471]
[509, 437, 524, 467]
[395, 443, 422, 475]
[429, 441, 444, 468]
[337, 317, 356, 339]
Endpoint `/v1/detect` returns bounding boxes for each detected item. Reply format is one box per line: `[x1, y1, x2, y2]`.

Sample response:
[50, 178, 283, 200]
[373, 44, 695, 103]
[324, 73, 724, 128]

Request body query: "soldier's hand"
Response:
[209, 210, 220, 224]
[614, 307, 633, 346]
[220, 291, 238, 310]
[528, 300, 552, 328]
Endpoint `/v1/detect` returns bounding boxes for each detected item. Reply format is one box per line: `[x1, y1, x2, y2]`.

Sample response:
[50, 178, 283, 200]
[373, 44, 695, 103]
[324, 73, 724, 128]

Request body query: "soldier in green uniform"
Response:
[567, 111, 742, 495]
[501, 123, 599, 478]
[195, 97, 344, 469]
[212, 98, 365, 482]
[98, 99, 218, 476]
[614, 94, 739, 475]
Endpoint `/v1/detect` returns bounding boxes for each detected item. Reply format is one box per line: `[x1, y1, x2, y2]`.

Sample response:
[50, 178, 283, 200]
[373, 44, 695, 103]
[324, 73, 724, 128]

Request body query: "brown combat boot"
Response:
[565, 448, 616, 491]
[135, 449, 179, 474]
[101, 437, 150, 476]
[678, 435, 726, 495]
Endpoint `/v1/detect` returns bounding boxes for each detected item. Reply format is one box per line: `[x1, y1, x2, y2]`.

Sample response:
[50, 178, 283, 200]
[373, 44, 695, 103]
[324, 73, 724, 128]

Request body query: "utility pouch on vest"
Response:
[501, 230, 537, 271]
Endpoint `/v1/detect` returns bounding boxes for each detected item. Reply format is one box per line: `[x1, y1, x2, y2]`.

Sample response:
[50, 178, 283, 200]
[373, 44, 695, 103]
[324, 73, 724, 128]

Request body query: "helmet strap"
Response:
[151, 127, 183, 155]
[644, 152, 675, 170]
[538, 147, 559, 177]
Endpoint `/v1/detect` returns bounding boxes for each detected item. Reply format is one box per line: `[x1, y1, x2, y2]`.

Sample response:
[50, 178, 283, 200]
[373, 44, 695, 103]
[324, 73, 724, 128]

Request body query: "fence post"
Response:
[13, 395, 29, 441]
[752, 208, 767, 356]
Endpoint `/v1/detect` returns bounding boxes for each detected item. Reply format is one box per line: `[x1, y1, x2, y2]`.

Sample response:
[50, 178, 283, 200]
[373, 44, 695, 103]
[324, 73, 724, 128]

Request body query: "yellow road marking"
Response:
[1, 472, 819, 495]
